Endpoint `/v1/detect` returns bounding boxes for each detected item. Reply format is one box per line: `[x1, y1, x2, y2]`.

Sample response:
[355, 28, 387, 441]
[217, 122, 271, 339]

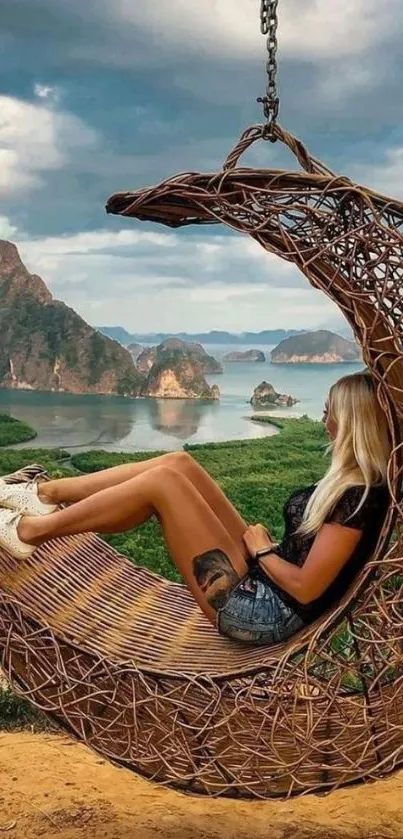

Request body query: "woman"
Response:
[0, 371, 391, 645]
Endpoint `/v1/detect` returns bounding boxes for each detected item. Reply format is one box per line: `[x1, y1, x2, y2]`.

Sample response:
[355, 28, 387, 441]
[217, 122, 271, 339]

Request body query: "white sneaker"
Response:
[0, 509, 35, 560]
[0, 479, 57, 517]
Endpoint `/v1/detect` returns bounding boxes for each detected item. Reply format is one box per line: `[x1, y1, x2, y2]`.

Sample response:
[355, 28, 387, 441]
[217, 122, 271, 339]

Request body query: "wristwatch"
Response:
[255, 544, 279, 560]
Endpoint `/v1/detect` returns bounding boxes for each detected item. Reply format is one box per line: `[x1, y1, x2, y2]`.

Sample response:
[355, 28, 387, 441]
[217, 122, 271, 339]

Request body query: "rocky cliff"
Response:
[184, 340, 223, 374]
[223, 350, 266, 363]
[271, 330, 361, 364]
[137, 346, 157, 374]
[137, 338, 223, 376]
[251, 381, 298, 409]
[0, 241, 145, 396]
[127, 343, 143, 361]
[145, 343, 220, 400]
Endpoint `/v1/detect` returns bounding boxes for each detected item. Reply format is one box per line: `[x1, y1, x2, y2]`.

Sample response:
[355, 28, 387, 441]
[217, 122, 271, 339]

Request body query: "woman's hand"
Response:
[243, 524, 275, 559]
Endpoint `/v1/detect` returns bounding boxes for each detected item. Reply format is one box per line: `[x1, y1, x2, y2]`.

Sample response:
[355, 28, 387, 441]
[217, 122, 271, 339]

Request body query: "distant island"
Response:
[137, 338, 223, 376]
[144, 341, 220, 400]
[251, 381, 298, 409]
[97, 327, 306, 346]
[271, 330, 361, 364]
[223, 350, 266, 363]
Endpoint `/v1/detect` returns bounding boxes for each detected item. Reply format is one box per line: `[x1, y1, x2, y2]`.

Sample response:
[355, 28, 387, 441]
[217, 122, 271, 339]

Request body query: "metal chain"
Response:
[257, 0, 279, 139]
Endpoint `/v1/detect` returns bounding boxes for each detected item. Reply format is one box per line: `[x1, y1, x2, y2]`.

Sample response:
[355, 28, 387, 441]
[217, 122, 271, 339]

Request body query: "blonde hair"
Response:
[299, 372, 391, 536]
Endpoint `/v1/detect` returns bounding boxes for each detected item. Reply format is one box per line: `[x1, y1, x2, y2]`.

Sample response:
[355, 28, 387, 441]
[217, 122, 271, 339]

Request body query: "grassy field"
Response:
[0, 412, 329, 727]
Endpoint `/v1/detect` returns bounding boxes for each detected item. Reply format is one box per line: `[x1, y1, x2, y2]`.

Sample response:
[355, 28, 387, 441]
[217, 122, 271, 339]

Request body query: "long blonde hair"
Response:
[299, 372, 391, 536]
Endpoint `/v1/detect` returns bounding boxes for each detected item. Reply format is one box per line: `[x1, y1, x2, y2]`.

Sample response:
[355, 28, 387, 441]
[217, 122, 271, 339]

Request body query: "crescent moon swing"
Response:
[1, 1, 403, 800]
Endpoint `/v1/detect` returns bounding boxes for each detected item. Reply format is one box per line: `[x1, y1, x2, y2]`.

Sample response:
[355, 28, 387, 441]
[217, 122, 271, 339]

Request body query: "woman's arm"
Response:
[258, 524, 363, 605]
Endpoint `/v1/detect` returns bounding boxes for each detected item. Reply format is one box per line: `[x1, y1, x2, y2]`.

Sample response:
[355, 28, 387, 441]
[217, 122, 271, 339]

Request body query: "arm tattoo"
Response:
[192, 548, 240, 611]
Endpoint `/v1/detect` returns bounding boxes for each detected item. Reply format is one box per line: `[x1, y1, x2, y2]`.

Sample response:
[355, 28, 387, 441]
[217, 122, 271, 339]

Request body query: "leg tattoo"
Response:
[193, 548, 240, 611]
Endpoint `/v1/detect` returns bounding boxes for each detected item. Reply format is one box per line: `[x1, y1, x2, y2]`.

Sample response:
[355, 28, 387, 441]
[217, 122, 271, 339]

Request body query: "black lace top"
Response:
[272, 483, 390, 622]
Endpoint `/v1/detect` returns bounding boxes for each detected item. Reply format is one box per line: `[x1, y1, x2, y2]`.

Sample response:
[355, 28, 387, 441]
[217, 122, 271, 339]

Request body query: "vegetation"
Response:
[0, 682, 49, 731]
[0, 414, 37, 446]
[0, 293, 80, 374]
[5, 292, 144, 392]
[0, 446, 73, 479]
[0, 414, 330, 726]
[88, 330, 113, 385]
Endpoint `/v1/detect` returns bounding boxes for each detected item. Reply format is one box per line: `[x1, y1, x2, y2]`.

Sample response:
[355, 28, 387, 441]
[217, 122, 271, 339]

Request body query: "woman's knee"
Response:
[165, 451, 196, 475]
[145, 464, 189, 504]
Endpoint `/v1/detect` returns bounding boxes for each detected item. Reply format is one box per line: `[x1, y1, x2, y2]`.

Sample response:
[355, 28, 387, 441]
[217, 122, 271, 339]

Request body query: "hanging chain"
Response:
[257, 0, 279, 140]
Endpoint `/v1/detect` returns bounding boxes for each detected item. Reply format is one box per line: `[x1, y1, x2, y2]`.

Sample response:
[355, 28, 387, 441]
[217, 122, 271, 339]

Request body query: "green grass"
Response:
[0, 447, 74, 479]
[0, 414, 331, 726]
[0, 414, 37, 446]
[0, 682, 49, 731]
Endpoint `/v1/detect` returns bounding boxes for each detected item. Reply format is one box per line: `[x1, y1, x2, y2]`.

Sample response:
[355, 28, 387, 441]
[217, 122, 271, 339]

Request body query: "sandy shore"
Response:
[0, 732, 402, 838]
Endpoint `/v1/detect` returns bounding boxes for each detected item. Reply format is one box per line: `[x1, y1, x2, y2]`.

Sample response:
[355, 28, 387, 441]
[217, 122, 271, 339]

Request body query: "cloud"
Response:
[33, 83, 57, 100]
[0, 215, 18, 239]
[1, 216, 345, 334]
[0, 94, 98, 197]
[350, 146, 403, 199]
[121, 0, 398, 61]
[1, 0, 402, 241]
[3, 0, 401, 71]
[17, 226, 307, 293]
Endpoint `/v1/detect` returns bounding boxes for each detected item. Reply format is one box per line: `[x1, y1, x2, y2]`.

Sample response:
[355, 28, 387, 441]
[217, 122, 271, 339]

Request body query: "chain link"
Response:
[257, 0, 279, 139]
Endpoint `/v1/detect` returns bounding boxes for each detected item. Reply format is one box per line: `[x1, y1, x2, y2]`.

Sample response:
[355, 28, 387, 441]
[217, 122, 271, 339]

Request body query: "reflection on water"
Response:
[0, 388, 276, 453]
[148, 399, 216, 440]
[0, 391, 136, 450]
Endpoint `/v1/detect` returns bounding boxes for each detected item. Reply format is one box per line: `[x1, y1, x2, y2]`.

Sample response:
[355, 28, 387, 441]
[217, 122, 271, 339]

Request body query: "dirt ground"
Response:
[0, 732, 403, 839]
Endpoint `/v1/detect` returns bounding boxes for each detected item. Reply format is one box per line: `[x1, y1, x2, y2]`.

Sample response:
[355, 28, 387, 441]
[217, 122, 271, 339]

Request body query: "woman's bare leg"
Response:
[19, 466, 248, 624]
[39, 452, 249, 560]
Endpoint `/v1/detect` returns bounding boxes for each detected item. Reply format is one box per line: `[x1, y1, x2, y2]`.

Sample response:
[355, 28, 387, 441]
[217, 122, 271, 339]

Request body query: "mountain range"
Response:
[97, 327, 306, 346]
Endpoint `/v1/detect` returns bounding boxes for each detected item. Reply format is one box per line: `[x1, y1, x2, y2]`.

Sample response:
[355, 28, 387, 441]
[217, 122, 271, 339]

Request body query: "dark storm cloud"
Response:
[2, 0, 403, 233]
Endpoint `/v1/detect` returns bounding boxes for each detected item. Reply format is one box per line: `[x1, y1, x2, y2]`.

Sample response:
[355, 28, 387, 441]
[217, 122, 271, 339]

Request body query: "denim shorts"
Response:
[217, 566, 304, 646]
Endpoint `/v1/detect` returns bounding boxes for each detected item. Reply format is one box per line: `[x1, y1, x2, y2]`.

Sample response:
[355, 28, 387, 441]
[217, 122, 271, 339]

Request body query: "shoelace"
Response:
[8, 510, 22, 526]
[25, 478, 39, 493]
[0, 509, 22, 529]
[0, 479, 39, 515]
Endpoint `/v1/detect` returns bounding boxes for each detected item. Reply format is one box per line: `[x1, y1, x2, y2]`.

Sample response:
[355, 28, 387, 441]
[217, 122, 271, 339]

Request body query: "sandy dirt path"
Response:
[0, 731, 402, 838]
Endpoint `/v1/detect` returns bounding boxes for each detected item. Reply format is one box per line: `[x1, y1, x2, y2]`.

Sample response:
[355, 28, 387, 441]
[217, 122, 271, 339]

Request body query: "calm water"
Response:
[0, 344, 363, 453]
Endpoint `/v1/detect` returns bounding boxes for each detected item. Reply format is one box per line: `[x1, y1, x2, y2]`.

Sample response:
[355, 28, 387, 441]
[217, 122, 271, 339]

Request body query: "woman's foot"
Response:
[0, 509, 35, 560]
[0, 479, 57, 517]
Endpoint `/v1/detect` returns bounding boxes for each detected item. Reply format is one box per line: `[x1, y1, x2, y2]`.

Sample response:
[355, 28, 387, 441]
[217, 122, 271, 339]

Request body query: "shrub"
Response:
[0, 414, 37, 446]
[0, 685, 49, 731]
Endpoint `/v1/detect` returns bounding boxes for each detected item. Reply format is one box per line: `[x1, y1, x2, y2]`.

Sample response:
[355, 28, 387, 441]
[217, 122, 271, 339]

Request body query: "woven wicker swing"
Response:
[2, 1, 403, 802]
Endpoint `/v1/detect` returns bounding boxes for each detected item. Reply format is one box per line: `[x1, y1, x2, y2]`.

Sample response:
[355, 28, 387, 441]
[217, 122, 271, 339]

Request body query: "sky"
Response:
[1, 0, 403, 335]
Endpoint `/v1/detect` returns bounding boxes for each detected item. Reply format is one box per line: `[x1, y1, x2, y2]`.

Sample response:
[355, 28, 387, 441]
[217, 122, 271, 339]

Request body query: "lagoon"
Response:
[0, 344, 363, 453]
